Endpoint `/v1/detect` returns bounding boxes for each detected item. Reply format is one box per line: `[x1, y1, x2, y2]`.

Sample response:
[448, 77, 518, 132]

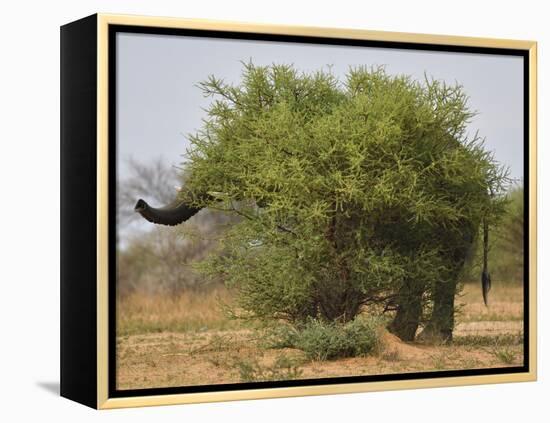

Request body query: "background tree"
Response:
[492, 185, 524, 282]
[117, 158, 236, 296]
[462, 184, 524, 285]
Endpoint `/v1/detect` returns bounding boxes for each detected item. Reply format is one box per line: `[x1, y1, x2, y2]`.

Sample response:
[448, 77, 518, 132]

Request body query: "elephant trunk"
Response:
[134, 197, 202, 226]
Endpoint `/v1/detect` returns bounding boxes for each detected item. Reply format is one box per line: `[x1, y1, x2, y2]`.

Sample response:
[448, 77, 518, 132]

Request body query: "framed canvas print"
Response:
[60, 13, 537, 409]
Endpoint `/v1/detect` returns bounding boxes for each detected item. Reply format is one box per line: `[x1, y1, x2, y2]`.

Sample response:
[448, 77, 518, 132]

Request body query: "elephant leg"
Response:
[418, 276, 457, 344]
[388, 279, 422, 342]
[419, 228, 474, 344]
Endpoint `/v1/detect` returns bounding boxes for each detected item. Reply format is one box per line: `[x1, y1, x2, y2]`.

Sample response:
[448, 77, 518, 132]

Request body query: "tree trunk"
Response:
[316, 211, 362, 323]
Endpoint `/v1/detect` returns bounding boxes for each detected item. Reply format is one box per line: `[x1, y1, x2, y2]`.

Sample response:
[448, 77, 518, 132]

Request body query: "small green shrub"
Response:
[275, 316, 382, 361]
[430, 353, 447, 370]
[234, 354, 303, 382]
[491, 346, 516, 364]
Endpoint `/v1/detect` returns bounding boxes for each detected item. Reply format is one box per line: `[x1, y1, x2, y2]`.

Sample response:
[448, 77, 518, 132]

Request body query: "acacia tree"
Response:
[136, 63, 508, 341]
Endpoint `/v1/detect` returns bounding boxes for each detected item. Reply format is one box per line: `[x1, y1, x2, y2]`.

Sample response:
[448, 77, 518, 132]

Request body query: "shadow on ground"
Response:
[36, 381, 60, 396]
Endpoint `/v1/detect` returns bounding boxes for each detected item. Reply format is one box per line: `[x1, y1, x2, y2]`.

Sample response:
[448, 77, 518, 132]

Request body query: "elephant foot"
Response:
[417, 324, 453, 345]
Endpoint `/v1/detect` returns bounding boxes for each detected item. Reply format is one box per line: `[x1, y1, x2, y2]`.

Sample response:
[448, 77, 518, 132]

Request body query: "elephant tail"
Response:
[481, 217, 491, 306]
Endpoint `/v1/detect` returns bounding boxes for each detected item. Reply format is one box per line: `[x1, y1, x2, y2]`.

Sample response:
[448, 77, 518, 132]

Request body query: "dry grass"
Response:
[116, 281, 524, 390]
[117, 286, 237, 336]
[457, 282, 524, 323]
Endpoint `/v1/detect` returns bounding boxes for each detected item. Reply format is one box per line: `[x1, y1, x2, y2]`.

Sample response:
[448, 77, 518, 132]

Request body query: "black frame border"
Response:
[107, 24, 530, 399]
[60, 13, 99, 409]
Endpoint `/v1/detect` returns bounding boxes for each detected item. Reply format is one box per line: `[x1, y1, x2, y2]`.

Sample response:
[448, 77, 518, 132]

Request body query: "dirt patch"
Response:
[116, 282, 524, 390]
[116, 326, 523, 390]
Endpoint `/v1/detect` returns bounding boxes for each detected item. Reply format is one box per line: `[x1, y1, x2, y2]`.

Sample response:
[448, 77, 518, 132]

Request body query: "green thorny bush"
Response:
[268, 316, 383, 361]
[184, 63, 509, 342]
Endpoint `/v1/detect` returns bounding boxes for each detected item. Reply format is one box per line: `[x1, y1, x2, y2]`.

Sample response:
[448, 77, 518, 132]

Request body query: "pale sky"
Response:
[116, 32, 524, 190]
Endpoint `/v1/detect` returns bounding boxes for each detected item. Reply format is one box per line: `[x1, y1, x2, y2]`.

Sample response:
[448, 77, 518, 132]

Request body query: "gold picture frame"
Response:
[60, 13, 537, 409]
